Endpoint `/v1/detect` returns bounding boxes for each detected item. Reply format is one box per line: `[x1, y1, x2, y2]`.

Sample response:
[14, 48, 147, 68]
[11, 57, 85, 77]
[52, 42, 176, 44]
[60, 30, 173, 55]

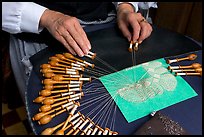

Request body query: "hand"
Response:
[40, 9, 91, 57]
[117, 3, 153, 43]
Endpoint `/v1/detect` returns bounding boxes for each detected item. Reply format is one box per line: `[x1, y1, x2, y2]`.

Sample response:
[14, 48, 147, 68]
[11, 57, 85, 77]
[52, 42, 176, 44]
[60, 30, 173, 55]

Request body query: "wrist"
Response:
[117, 2, 135, 14]
[39, 9, 64, 28]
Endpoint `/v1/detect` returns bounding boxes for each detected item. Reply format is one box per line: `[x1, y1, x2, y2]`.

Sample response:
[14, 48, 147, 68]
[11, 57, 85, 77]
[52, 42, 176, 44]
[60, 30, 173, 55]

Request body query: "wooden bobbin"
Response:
[43, 83, 82, 91]
[67, 83, 82, 88]
[43, 72, 55, 78]
[103, 128, 110, 135]
[73, 117, 89, 135]
[91, 125, 100, 135]
[69, 92, 84, 99]
[33, 96, 46, 103]
[32, 107, 59, 121]
[70, 113, 84, 127]
[55, 111, 82, 135]
[42, 79, 71, 85]
[112, 131, 119, 135]
[33, 94, 61, 103]
[55, 54, 76, 63]
[168, 63, 202, 70]
[171, 67, 202, 73]
[41, 64, 65, 71]
[63, 53, 94, 68]
[85, 53, 96, 60]
[39, 104, 75, 126]
[43, 84, 68, 90]
[39, 100, 74, 112]
[38, 108, 67, 125]
[166, 53, 197, 64]
[75, 61, 88, 68]
[66, 118, 84, 135]
[49, 60, 70, 68]
[41, 121, 65, 135]
[133, 42, 139, 51]
[86, 128, 93, 135]
[61, 102, 80, 130]
[68, 96, 81, 102]
[41, 68, 66, 74]
[42, 94, 71, 105]
[51, 75, 89, 81]
[87, 51, 97, 59]
[175, 72, 202, 77]
[128, 41, 133, 52]
[80, 117, 94, 135]
[97, 126, 105, 135]
[43, 73, 82, 79]
[50, 56, 73, 66]
[39, 89, 70, 96]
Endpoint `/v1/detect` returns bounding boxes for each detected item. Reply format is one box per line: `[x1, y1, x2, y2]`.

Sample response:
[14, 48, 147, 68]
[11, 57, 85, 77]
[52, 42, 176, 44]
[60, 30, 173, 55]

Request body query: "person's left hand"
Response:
[117, 3, 153, 44]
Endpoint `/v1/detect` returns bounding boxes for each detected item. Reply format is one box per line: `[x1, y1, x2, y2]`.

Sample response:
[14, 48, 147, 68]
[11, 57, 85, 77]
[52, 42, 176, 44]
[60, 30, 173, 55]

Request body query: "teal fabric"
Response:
[99, 58, 198, 123]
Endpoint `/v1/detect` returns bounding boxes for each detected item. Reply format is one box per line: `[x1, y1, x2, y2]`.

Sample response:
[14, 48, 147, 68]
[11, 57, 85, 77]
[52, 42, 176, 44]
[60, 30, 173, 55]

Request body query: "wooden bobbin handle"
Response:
[180, 63, 202, 69]
[175, 72, 202, 76]
[41, 122, 64, 135]
[177, 53, 197, 61]
[128, 41, 133, 52]
[166, 54, 197, 64]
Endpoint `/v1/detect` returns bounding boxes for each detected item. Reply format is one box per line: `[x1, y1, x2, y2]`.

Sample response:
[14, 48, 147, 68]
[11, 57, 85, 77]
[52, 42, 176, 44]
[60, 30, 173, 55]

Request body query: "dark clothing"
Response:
[14, 2, 116, 45]
[35, 2, 115, 21]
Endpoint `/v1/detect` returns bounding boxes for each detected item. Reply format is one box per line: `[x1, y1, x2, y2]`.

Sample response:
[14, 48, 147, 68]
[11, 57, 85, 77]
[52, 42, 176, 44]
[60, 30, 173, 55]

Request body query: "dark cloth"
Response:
[35, 2, 115, 21]
[133, 111, 189, 135]
[26, 24, 202, 135]
[13, 2, 115, 47]
[30, 24, 202, 78]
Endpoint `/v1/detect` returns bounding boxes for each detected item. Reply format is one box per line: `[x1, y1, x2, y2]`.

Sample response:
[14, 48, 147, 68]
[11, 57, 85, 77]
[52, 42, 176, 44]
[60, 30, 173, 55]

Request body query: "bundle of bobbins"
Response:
[32, 51, 118, 135]
[166, 53, 202, 77]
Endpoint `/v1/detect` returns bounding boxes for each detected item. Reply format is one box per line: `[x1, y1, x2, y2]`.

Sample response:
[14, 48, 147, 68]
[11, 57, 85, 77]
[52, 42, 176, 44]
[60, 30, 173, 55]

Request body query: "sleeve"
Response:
[2, 2, 47, 34]
[138, 2, 158, 10]
[116, 2, 139, 12]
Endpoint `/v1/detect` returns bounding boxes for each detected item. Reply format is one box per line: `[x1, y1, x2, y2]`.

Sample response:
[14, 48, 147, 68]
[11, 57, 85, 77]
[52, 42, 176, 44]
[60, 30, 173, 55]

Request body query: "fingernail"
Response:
[128, 37, 131, 41]
[79, 52, 84, 57]
[88, 44, 91, 50]
[85, 49, 89, 55]
[139, 41, 142, 44]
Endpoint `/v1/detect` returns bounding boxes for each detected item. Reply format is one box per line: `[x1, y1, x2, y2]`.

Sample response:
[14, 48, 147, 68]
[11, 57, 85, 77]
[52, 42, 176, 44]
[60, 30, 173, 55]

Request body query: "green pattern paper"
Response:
[99, 58, 198, 123]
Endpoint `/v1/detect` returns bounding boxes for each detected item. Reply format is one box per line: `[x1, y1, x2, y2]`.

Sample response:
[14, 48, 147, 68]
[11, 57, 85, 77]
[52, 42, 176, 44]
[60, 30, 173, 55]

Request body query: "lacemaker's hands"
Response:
[40, 9, 91, 57]
[117, 3, 153, 44]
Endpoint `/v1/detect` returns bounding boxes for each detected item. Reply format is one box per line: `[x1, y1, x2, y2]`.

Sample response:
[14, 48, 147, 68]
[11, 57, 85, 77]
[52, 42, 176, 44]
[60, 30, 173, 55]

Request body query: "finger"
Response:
[55, 32, 77, 55]
[138, 23, 152, 43]
[66, 22, 89, 55]
[118, 22, 132, 41]
[74, 22, 91, 51]
[61, 30, 84, 57]
[128, 15, 141, 42]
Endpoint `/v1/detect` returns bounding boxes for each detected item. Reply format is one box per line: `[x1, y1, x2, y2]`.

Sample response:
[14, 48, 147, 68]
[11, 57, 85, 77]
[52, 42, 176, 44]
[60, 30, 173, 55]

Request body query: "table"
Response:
[26, 23, 202, 135]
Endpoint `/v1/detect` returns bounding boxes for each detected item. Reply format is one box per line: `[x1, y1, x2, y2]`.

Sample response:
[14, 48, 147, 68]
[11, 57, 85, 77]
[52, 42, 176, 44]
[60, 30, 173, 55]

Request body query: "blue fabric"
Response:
[26, 24, 202, 135]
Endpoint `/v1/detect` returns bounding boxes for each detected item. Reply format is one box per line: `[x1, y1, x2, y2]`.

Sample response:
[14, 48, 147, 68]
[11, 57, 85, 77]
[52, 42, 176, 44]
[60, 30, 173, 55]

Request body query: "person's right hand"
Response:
[40, 9, 91, 57]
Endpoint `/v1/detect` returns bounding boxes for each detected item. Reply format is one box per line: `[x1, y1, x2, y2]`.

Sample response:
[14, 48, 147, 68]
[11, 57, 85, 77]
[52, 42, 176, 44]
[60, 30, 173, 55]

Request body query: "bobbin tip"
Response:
[91, 64, 95, 68]
[76, 101, 80, 106]
[167, 66, 171, 70]
[166, 59, 170, 64]
[128, 48, 133, 52]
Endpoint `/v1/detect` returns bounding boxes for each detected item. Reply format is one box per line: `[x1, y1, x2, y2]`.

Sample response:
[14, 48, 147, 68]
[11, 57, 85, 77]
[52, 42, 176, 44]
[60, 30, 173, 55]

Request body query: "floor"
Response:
[1, 31, 34, 135]
[2, 103, 34, 135]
